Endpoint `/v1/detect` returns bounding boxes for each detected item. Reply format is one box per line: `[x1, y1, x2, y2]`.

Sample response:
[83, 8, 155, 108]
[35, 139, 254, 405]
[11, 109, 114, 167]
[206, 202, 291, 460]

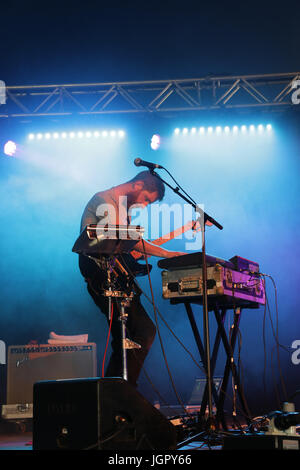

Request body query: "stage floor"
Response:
[0, 421, 221, 451]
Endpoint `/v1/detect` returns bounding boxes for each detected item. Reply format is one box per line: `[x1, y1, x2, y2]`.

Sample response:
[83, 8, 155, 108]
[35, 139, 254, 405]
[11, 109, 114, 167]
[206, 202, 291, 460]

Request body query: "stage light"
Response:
[172, 123, 273, 139]
[3, 140, 17, 156]
[150, 134, 160, 150]
[26, 129, 127, 142]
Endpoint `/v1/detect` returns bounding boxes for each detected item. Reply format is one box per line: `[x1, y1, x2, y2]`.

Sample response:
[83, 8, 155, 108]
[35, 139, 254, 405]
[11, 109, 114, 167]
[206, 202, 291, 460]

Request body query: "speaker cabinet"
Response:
[33, 377, 177, 450]
[7, 344, 97, 404]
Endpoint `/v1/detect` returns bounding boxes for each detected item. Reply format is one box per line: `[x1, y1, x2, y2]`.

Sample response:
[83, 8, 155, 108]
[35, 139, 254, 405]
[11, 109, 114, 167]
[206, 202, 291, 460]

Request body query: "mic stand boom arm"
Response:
[150, 169, 223, 428]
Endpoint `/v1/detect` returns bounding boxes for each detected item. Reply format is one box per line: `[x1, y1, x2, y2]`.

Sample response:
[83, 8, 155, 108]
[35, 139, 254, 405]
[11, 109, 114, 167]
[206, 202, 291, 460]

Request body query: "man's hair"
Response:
[129, 170, 165, 201]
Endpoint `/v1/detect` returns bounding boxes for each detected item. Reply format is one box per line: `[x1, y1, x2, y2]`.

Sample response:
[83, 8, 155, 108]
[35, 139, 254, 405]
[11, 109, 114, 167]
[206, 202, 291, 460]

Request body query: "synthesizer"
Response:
[158, 252, 265, 309]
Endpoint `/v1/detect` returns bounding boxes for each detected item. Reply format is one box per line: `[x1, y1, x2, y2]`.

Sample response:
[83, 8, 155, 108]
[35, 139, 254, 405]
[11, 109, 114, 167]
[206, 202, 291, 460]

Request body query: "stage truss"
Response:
[0, 72, 299, 118]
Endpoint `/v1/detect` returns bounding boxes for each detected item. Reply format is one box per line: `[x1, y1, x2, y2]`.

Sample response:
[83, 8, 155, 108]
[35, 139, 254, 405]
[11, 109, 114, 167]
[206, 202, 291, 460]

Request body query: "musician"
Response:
[79, 170, 185, 387]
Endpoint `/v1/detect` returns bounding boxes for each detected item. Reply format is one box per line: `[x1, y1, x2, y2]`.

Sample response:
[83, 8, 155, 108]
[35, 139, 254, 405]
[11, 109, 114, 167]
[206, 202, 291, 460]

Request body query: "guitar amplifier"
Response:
[6, 343, 97, 405]
[161, 264, 265, 308]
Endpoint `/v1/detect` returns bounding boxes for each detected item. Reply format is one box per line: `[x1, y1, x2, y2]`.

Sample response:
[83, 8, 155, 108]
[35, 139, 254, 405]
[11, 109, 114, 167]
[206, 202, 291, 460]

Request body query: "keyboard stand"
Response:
[178, 300, 252, 430]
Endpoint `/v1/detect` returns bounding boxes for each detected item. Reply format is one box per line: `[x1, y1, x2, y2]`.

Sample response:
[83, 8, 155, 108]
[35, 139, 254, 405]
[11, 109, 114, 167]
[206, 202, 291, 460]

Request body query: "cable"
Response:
[83, 422, 129, 450]
[102, 300, 114, 378]
[162, 167, 197, 206]
[118, 254, 205, 373]
[118, 251, 255, 427]
[141, 239, 190, 416]
[262, 274, 288, 403]
[121, 252, 255, 425]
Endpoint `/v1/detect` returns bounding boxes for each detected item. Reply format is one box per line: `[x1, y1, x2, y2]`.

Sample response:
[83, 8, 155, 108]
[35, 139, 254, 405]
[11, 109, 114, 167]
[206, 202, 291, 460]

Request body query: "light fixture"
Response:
[150, 134, 161, 150]
[27, 129, 126, 141]
[3, 140, 17, 156]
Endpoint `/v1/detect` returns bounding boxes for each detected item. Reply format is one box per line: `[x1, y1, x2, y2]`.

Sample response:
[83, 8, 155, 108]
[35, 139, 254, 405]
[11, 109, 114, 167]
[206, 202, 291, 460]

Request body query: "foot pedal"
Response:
[123, 339, 141, 350]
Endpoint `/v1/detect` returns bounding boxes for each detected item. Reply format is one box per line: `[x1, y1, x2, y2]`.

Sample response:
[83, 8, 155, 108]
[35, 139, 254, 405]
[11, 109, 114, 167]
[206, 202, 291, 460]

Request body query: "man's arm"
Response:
[133, 239, 186, 259]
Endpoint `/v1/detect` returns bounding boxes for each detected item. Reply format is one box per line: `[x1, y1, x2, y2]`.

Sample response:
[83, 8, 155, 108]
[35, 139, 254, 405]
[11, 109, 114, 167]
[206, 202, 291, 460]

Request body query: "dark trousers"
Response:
[79, 256, 156, 387]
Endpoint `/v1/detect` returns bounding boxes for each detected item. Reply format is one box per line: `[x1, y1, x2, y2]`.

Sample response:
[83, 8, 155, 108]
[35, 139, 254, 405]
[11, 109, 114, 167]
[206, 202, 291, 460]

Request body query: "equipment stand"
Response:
[118, 297, 141, 381]
[150, 169, 223, 428]
[181, 300, 251, 430]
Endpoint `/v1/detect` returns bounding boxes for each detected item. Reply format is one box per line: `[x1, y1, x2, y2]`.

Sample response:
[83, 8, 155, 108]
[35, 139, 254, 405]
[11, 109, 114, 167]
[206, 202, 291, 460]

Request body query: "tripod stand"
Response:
[72, 223, 144, 381]
[102, 260, 141, 382]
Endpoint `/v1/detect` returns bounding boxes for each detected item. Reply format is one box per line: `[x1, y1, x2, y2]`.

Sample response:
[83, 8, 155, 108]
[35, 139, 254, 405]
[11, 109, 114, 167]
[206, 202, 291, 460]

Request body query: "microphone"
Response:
[134, 158, 163, 170]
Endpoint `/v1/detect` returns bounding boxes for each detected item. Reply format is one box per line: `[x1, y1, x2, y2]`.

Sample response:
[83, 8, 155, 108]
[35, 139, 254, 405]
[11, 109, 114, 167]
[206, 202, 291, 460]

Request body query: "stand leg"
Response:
[214, 308, 251, 426]
[201, 307, 227, 424]
[120, 302, 128, 381]
[200, 225, 214, 425]
[118, 296, 141, 382]
[185, 302, 222, 420]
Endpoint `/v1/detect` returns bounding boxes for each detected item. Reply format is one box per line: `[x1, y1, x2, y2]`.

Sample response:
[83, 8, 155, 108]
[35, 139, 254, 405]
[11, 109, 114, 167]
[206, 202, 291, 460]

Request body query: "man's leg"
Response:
[105, 295, 156, 386]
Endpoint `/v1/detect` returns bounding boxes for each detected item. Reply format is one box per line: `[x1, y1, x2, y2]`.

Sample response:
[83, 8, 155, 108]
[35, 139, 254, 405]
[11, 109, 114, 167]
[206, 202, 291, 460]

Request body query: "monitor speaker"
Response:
[33, 377, 177, 450]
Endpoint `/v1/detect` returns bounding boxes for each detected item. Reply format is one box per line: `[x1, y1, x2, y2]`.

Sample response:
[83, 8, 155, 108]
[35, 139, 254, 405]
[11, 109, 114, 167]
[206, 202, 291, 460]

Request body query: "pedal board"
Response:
[223, 433, 300, 450]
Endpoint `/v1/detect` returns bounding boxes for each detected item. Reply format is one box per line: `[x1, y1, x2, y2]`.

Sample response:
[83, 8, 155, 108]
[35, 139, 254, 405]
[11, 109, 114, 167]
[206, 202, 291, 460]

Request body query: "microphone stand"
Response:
[150, 169, 223, 429]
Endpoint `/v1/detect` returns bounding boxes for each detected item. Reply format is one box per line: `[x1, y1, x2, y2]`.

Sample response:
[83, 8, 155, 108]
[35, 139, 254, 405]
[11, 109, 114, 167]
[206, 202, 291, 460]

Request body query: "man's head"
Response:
[127, 170, 165, 207]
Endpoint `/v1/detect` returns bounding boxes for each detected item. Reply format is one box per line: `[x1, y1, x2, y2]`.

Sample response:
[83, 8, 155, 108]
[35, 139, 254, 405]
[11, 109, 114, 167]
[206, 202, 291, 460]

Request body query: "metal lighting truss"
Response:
[1, 72, 299, 118]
